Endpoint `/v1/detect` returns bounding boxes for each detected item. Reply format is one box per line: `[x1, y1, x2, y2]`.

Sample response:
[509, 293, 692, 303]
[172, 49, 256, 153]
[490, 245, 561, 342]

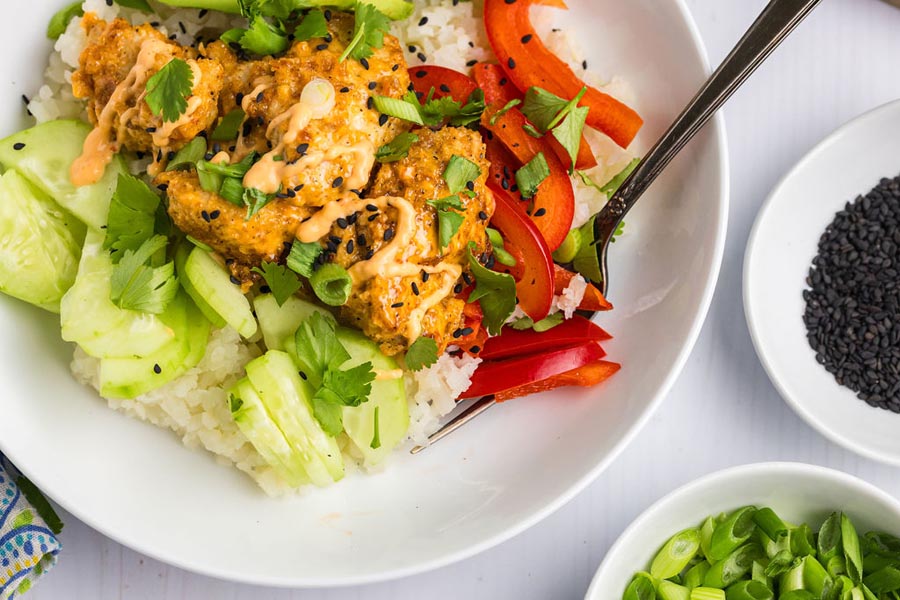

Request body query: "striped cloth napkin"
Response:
[0, 456, 61, 599]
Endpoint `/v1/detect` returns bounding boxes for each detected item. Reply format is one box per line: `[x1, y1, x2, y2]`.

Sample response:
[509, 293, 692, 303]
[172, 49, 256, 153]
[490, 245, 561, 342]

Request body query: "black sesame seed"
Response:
[462, 273, 473, 285]
[459, 327, 474, 336]
[340, 86, 350, 93]
[521, 34, 533, 44]
[357, 234, 367, 246]
[417, 53, 427, 63]
[466, 180, 475, 192]
[368, 214, 379, 222]
[582, 60, 589, 70]
[209, 210, 221, 220]
[478, 211, 488, 221]
[411, 282, 420, 296]
[368, 81, 378, 90]
[422, 271, 430, 282]
[409, 45, 418, 54]
[199, 9, 208, 18]
[452, 328, 464, 339]
[466, 59, 478, 67]
[324, 9, 332, 20]
[236, 92, 244, 104]
[324, 34, 333, 43]
[260, 285, 271, 294]
[507, 57, 516, 69]
[418, 16, 428, 26]
[299, 371, 308, 380]
[346, 240, 355, 254]
[505, 0, 516, 4]
[534, 207, 547, 217]
[378, 114, 389, 126]
[145, 127, 157, 133]
[364, 249, 375, 260]
[366, 203, 378, 212]
[440, 84, 451, 93]
[326, 241, 338, 253]
[11, 142, 25, 151]
[391, 302, 404, 308]
[336, 217, 349, 228]
[360, 58, 370, 70]
[469, 345, 481, 354]
[229, 275, 241, 285]
[384, 228, 395, 241]
[367, 96, 375, 110]
[157, 183, 168, 192]
[392, 64, 400, 71]
[329, 235, 342, 245]
[153, 363, 162, 374]
[347, 212, 359, 225]
[296, 143, 309, 156]
[454, 283, 464, 294]
[332, 176, 344, 188]
[316, 43, 329, 51]
[201, 210, 211, 223]
[179, 21, 187, 34]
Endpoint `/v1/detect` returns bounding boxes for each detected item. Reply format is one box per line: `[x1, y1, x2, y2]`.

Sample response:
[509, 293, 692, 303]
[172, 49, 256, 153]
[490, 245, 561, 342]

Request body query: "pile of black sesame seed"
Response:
[803, 174, 900, 412]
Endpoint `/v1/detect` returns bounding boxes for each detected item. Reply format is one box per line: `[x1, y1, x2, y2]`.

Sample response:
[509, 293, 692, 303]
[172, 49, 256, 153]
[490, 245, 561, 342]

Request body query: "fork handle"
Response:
[599, 0, 822, 224]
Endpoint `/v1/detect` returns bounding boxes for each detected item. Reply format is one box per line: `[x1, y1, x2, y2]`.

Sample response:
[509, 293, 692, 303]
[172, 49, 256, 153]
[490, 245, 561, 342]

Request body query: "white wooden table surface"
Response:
[27, 0, 900, 597]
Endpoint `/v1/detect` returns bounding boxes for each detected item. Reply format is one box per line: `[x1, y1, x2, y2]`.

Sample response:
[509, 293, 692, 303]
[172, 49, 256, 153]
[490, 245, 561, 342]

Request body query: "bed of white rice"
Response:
[43, 0, 632, 494]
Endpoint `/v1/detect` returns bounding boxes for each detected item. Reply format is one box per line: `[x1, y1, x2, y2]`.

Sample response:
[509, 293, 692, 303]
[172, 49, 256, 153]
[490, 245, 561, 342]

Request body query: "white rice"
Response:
[42, 0, 633, 493]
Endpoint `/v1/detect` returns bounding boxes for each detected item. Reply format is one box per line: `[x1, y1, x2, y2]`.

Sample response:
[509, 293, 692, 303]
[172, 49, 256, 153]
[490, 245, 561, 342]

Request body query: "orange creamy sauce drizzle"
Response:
[71, 37, 203, 186]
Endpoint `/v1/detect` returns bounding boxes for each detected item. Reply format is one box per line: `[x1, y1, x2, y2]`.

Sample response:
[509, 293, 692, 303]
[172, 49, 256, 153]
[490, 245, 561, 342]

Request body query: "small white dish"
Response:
[586, 462, 900, 599]
[745, 99, 900, 466]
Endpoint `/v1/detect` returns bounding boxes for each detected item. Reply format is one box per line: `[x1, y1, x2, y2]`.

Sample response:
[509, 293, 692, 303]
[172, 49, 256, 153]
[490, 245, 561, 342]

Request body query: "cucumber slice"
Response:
[99, 292, 211, 399]
[61, 230, 176, 358]
[155, 0, 241, 14]
[0, 169, 83, 312]
[244, 351, 343, 485]
[183, 246, 257, 338]
[229, 380, 310, 487]
[0, 120, 124, 230]
[174, 243, 226, 328]
[336, 328, 409, 466]
[253, 294, 332, 352]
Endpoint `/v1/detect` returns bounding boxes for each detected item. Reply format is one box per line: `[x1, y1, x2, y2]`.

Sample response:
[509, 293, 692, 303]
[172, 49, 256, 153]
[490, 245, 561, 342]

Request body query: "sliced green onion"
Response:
[370, 406, 381, 449]
[309, 263, 352, 306]
[710, 507, 758, 561]
[752, 508, 787, 542]
[490, 98, 522, 125]
[651, 528, 702, 580]
[532, 312, 563, 332]
[493, 246, 517, 267]
[212, 108, 246, 141]
[166, 137, 207, 172]
[790, 525, 816, 558]
[691, 588, 725, 600]
[862, 553, 891, 575]
[443, 155, 482, 195]
[724, 580, 773, 600]
[750, 561, 768, 585]
[372, 95, 425, 126]
[185, 235, 213, 252]
[552, 227, 582, 263]
[658, 580, 690, 600]
[701, 515, 720, 562]
[685, 562, 711, 589]
[827, 555, 847, 579]
[486, 227, 504, 248]
[705, 544, 764, 588]
[623, 573, 657, 600]
[841, 514, 864, 582]
[777, 591, 815, 600]
[863, 566, 900, 593]
[219, 177, 244, 206]
[763, 549, 794, 578]
[817, 512, 842, 562]
[515, 152, 550, 199]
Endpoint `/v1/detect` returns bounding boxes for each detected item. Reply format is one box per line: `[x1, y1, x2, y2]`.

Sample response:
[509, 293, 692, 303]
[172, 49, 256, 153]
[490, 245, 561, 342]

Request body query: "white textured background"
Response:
[28, 0, 900, 597]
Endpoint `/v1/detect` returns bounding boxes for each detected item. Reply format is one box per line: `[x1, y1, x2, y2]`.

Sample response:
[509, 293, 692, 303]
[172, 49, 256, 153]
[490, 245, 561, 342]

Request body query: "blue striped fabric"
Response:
[0, 457, 60, 599]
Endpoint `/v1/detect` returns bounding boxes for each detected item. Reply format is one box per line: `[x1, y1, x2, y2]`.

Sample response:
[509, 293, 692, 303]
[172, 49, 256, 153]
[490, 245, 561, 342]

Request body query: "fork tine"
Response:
[409, 396, 497, 454]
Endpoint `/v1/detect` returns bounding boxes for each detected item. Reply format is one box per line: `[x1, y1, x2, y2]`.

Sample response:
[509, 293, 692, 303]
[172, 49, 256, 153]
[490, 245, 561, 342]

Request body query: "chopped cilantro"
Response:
[145, 58, 194, 123]
[243, 187, 274, 219]
[443, 155, 481, 195]
[406, 336, 438, 372]
[467, 244, 517, 335]
[287, 241, 324, 278]
[104, 174, 160, 257]
[373, 89, 485, 128]
[240, 15, 289, 55]
[109, 235, 179, 314]
[515, 152, 550, 199]
[252, 262, 302, 306]
[489, 98, 522, 125]
[293, 313, 350, 388]
[229, 394, 244, 413]
[435, 210, 464, 251]
[47, 1, 83, 40]
[211, 109, 246, 141]
[521, 86, 586, 132]
[375, 132, 419, 163]
[510, 312, 564, 332]
[315, 363, 374, 408]
[293, 9, 329, 41]
[339, 2, 391, 62]
[428, 195, 465, 211]
[551, 105, 589, 173]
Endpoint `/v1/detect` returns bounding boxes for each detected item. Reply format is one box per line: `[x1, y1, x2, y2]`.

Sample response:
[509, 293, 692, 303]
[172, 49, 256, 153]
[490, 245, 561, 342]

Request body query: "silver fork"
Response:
[411, 0, 823, 454]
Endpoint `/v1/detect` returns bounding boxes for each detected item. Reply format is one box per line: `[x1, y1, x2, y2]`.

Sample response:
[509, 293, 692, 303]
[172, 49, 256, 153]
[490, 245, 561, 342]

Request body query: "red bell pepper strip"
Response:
[408, 65, 478, 103]
[554, 265, 613, 311]
[481, 105, 574, 251]
[475, 62, 597, 170]
[462, 341, 606, 398]
[493, 360, 621, 402]
[479, 314, 611, 361]
[483, 0, 643, 148]
[490, 188, 554, 321]
[456, 299, 489, 355]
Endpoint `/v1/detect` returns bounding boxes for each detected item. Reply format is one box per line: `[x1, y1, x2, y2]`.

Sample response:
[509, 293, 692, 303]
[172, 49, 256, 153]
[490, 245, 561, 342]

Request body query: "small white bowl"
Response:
[586, 462, 900, 599]
[745, 99, 900, 466]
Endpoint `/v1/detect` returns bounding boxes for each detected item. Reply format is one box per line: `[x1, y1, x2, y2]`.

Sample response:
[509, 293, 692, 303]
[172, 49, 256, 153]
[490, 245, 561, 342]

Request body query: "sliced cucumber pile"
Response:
[0, 169, 83, 312]
[182, 245, 258, 339]
[337, 328, 409, 467]
[0, 120, 124, 231]
[253, 293, 332, 352]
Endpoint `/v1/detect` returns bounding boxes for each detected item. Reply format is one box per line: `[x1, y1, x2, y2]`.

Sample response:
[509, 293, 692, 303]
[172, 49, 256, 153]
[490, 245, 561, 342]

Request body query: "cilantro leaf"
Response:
[240, 15, 289, 55]
[427, 195, 465, 211]
[252, 262, 302, 306]
[145, 58, 194, 123]
[435, 209, 464, 251]
[449, 89, 486, 128]
[515, 152, 550, 199]
[311, 397, 344, 436]
[104, 173, 160, 257]
[293, 9, 329, 41]
[489, 98, 522, 125]
[575, 158, 640, 198]
[551, 105, 588, 174]
[419, 95, 462, 126]
[521, 86, 587, 132]
[374, 89, 485, 128]
[317, 362, 375, 408]
[243, 187, 274, 219]
[241, 0, 296, 20]
[512, 312, 564, 332]
[47, 1, 83, 40]
[467, 244, 517, 335]
[110, 235, 179, 314]
[375, 132, 419, 163]
[406, 336, 438, 371]
[443, 155, 481, 195]
[287, 241, 324, 278]
[293, 312, 350, 388]
[340, 2, 391, 62]
[212, 109, 246, 141]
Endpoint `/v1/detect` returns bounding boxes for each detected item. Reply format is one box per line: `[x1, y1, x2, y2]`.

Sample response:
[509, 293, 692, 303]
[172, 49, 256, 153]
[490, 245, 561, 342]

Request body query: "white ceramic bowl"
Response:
[745, 100, 900, 466]
[586, 462, 900, 599]
[0, 0, 727, 587]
